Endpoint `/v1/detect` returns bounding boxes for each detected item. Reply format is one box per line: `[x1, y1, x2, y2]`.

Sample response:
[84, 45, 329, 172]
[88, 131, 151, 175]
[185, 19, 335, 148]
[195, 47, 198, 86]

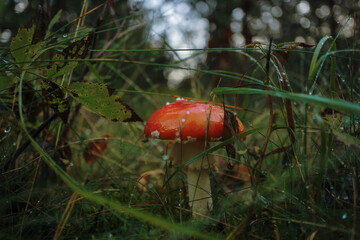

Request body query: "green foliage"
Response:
[44, 33, 94, 77]
[66, 82, 142, 122]
[212, 87, 360, 115]
[1, 1, 359, 240]
[10, 25, 42, 63]
[41, 79, 70, 123]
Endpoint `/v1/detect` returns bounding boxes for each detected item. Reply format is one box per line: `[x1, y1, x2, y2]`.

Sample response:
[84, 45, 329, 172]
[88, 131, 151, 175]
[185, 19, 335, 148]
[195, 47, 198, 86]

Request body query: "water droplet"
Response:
[162, 155, 168, 161]
[342, 213, 347, 219]
[181, 118, 186, 123]
[108, 232, 113, 238]
[178, 203, 181, 207]
[70, 162, 74, 167]
[63, 34, 68, 38]
[4, 127, 11, 133]
[343, 195, 349, 200]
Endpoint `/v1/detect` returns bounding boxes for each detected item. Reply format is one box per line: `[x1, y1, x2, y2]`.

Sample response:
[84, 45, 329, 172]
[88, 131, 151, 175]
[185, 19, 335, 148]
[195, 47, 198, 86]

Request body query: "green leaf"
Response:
[212, 87, 360, 115]
[307, 36, 336, 96]
[41, 79, 70, 123]
[0, 73, 15, 91]
[44, 32, 94, 77]
[10, 25, 42, 63]
[66, 82, 142, 122]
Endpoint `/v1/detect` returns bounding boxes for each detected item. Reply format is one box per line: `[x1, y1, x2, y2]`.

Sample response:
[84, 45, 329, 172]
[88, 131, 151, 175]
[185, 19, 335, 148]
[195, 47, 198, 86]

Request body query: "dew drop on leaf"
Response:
[4, 126, 11, 133]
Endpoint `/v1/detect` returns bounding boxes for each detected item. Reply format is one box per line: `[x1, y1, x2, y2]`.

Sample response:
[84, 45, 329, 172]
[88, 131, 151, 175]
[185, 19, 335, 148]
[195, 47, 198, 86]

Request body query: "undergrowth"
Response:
[0, 2, 359, 240]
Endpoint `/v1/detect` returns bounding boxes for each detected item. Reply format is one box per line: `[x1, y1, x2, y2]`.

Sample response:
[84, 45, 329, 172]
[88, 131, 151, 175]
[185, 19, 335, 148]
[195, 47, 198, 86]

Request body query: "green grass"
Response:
[1, 3, 359, 240]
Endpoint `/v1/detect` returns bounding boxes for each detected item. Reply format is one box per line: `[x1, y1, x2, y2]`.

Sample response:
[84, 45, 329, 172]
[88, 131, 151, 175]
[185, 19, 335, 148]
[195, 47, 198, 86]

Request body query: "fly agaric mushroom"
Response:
[144, 99, 245, 216]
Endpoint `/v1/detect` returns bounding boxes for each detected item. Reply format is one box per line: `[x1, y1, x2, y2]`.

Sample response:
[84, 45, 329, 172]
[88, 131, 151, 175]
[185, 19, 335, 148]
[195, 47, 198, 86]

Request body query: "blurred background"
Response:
[1, 0, 358, 91]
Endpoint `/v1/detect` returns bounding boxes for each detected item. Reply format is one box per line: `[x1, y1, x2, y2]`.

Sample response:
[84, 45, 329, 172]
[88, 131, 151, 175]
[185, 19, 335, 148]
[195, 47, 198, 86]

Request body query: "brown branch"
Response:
[257, 38, 274, 179]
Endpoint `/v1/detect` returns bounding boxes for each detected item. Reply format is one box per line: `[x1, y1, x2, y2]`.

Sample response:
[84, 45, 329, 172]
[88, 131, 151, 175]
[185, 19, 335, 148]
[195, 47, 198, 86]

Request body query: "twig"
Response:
[257, 38, 274, 177]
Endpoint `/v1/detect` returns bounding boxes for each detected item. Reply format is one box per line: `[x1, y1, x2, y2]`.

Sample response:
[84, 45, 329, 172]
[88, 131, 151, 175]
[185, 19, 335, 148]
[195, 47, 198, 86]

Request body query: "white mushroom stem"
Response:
[169, 140, 213, 217]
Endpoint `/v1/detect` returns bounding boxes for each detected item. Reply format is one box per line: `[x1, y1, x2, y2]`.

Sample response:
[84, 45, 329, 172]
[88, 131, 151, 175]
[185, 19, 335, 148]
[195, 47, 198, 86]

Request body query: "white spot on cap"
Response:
[186, 111, 190, 114]
[182, 118, 186, 123]
[166, 102, 170, 105]
[176, 97, 185, 101]
[186, 136, 197, 142]
[151, 130, 160, 138]
[210, 137, 222, 141]
[175, 131, 180, 137]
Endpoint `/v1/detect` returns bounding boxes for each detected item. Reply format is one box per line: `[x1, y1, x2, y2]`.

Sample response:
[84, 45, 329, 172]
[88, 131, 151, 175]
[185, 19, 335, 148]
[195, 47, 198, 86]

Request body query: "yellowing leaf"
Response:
[10, 25, 42, 63]
[66, 82, 142, 122]
[41, 79, 70, 123]
[44, 32, 94, 77]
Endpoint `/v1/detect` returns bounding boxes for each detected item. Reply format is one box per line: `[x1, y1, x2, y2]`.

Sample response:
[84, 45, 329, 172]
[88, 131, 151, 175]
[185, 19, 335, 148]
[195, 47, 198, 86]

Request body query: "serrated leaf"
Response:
[66, 82, 142, 122]
[10, 25, 42, 63]
[41, 79, 70, 123]
[44, 32, 94, 77]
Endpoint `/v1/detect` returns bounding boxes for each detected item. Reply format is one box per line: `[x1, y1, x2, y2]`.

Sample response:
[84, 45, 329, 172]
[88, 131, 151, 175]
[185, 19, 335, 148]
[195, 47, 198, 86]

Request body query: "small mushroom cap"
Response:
[144, 100, 245, 141]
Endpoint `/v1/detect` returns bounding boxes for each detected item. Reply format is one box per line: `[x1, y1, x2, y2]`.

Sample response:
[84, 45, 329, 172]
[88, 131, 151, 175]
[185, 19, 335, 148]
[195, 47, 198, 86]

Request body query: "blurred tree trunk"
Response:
[205, 0, 253, 87]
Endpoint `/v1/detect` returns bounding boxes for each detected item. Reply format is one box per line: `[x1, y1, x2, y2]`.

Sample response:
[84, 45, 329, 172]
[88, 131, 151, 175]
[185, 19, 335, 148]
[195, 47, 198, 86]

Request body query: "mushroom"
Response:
[144, 99, 245, 216]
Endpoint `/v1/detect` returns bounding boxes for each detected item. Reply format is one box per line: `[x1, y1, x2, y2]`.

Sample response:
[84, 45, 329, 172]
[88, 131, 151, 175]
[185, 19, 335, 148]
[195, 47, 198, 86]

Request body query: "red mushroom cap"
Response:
[144, 100, 245, 141]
